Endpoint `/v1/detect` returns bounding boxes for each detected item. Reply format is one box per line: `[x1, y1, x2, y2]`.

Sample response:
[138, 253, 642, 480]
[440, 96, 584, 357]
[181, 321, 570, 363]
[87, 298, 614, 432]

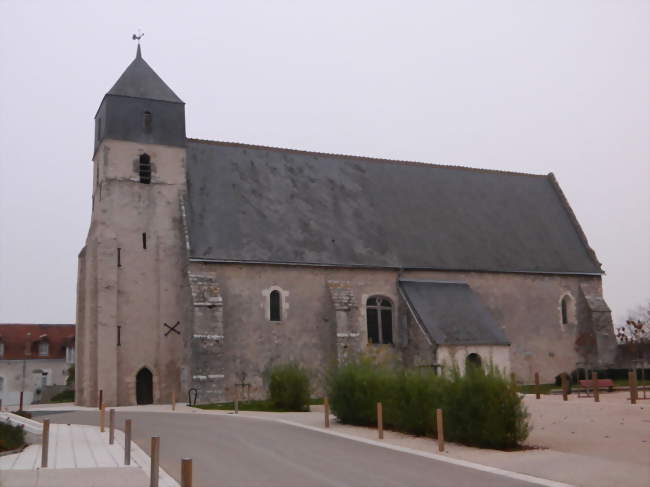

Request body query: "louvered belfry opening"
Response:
[139, 153, 152, 184]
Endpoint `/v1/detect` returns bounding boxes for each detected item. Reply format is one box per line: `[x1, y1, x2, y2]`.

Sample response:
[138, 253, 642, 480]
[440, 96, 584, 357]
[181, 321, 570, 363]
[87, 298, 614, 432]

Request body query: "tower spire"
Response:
[132, 31, 144, 59]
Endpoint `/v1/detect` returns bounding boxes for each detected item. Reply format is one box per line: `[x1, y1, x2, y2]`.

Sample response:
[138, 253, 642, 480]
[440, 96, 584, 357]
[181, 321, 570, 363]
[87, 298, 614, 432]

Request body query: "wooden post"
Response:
[41, 419, 50, 468]
[0, 398, 3, 411]
[181, 458, 193, 487]
[629, 371, 637, 404]
[631, 370, 639, 403]
[234, 387, 239, 414]
[100, 404, 105, 432]
[109, 409, 115, 444]
[324, 397, 330, 428]
[98, 389, 103, 410]
[150, 436, 160, 487]
[593, 372, 600, 402]
[172, 390, 176, 411]
[377, 402, 383, 439]
[436, 408, 444, 452]
[534, 372, 540, 399]
[561, 373, 568, 401]
[124, 419, 132, 465]
[19, 391, 24, 411]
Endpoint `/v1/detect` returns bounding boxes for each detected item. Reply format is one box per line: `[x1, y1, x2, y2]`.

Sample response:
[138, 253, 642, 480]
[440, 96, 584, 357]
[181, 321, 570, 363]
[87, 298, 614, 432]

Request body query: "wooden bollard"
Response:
[561, 373, 568, 401]
[377, 402, 383, 439]
[172, 390, 176, 411]
[593, 372, 600, 403]
[150, 436, 160, 487]
[629, 371, 638, 404]
[181, 458, 193, 487]
[19, 391, 24, 412]
[109, 409, 115, 444]
[323, 397, 330, 428]
[534, 372, 540, 399]
[100, 404, 106, 432]
[124, 419, 132, 465]
[234, 387, 239, 415]
[436, 408, 444, 452]
[41, 419, 50, 468]
[98, 389, 103, 410]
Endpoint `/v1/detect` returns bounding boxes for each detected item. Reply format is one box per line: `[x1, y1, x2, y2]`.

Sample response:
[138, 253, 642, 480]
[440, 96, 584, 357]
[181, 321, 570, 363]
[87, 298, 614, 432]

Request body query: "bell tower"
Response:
[76, 43, 189, 407]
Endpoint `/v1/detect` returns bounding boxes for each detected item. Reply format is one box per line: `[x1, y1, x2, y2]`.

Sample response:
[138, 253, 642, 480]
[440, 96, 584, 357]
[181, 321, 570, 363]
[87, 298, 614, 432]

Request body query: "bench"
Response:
[577, 379, 614, 397]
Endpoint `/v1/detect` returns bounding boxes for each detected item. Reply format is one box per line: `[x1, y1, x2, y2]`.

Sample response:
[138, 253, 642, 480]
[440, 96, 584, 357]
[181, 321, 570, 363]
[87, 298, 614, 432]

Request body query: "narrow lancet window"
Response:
[142, 232, 147, 249]
[139, 153, 152, 184]
[269, 290, 282, 321]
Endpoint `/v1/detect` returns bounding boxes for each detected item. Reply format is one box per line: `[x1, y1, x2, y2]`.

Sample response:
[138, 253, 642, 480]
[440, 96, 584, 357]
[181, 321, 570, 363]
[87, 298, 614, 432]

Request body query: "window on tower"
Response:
[139, 153, 152, 184]
[143, 111, 152, 133]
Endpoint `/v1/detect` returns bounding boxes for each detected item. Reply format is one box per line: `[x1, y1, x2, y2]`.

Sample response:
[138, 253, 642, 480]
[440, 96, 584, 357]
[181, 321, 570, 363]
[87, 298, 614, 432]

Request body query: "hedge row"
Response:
[327, 360, 530, 449]
[0, 422, 26, 452]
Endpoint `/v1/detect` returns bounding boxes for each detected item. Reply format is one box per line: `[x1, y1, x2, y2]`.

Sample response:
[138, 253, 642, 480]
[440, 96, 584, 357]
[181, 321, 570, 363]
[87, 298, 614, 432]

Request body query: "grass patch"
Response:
[194, 397, 323, 412]
[0, 422, 26, 452]
[50, 389, 75, 403]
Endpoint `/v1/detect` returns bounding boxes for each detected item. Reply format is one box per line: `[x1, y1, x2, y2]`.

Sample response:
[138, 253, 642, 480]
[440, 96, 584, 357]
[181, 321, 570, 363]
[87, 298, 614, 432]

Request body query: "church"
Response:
[75, 46, 617, 406]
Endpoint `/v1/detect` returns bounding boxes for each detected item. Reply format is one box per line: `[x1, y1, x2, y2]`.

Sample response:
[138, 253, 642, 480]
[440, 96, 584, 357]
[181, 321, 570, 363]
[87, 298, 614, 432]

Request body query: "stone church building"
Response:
[76, 46, 616, 406]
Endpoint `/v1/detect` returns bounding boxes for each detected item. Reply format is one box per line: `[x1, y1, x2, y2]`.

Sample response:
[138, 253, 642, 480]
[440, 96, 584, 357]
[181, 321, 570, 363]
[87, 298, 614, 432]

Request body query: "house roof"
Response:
[0, 324, 75, 360]
[398, 279, 509, 346]
[184, 139, 602, 275]
[106, 45, 183, 104]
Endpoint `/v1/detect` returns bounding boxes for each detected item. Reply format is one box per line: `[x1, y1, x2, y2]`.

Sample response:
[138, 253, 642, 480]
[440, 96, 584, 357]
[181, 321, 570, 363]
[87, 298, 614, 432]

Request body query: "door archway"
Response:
[465, 353, 482, 371]
[136, 368, 153, 405]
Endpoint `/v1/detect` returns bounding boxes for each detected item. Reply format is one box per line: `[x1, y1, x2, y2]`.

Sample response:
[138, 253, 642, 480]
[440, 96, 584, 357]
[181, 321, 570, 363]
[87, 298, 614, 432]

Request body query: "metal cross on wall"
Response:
[163, 321, 180, 337]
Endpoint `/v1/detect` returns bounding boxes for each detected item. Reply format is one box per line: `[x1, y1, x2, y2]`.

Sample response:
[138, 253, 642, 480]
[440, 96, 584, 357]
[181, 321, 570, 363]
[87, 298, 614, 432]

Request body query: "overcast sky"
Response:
[0, 1, 648, 325]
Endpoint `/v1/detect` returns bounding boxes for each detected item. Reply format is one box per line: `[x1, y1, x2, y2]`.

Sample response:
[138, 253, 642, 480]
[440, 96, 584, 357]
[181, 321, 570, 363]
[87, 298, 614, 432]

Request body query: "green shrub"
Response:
[327, 360, 529, 450]
[0, 422, 26, 452]
[268, 363, 311, 411]
[444, 366, 529, 449]
[328, 358, 395, 426]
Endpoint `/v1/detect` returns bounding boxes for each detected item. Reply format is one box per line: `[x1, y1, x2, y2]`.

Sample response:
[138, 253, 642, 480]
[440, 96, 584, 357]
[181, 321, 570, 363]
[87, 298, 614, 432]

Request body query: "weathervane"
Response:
[132, 30, 144, 44]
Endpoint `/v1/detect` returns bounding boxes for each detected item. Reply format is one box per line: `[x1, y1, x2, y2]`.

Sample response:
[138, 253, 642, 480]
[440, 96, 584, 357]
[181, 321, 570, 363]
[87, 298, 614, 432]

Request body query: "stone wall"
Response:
[187, 262, 615, 403]
[76, 139, 188, 406]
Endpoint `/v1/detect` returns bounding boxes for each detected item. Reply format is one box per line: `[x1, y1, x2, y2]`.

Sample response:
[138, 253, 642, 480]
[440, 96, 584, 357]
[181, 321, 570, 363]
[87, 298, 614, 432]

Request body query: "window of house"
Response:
[139, 153, 152, 184]
[38, 341, 49, 357]
[269, 290, 282, 322]
[143, 111, 152, 133]
[66, 346, 75, 364]
[0, 376, 4, 393]
[560, 294, 575, 327]
[366, 296, 393, 344]
[0, 340, 4, 357]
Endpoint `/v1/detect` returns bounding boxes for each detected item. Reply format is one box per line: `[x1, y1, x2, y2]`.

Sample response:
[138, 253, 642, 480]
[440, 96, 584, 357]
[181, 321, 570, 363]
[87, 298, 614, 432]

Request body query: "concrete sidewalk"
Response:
[0, 413, 178, 487]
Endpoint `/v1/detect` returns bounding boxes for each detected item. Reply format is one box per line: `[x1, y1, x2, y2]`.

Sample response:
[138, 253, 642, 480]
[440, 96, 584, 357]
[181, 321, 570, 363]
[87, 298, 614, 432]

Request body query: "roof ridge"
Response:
[187, 137, 547, 178]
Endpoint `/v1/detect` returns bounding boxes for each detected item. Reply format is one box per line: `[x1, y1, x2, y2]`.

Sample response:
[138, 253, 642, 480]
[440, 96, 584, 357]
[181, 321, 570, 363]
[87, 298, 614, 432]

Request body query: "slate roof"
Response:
[398, 280, 509, 346]
[0, 324, 75, 360]
[107, 46, 183, 104]
[185, 139, 602, 275]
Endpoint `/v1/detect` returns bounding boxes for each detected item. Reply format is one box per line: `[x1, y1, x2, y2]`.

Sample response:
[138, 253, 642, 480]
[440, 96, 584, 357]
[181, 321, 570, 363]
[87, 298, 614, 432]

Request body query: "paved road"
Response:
[38, 411, 544, 487]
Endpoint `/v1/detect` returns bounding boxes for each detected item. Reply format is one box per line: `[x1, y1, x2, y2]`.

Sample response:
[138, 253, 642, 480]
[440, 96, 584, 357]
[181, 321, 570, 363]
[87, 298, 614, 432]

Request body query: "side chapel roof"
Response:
[184, 139, 603, 275]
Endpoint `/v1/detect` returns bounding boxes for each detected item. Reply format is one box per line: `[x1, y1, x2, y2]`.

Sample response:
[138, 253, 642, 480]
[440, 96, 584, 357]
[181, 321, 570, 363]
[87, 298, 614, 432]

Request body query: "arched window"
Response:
[560, 294, 575, 327]
[269, 290, 282, 322]
[366, 296, 393, 344]
[143, 111, 152, 133]
[38, 340, 49, 357]
[139, 153, 152, 184]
